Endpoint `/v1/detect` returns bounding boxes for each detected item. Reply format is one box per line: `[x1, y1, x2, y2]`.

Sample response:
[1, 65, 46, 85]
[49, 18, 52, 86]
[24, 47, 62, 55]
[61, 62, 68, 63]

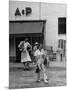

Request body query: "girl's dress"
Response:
[34, 49, 48, 82]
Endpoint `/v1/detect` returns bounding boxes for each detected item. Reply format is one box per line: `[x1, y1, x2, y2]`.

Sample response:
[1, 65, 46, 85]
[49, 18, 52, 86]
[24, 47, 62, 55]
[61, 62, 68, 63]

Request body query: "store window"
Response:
[58, 39, 66, 56]
[58, 39, 66, 49]
[58, 17, 66, 34]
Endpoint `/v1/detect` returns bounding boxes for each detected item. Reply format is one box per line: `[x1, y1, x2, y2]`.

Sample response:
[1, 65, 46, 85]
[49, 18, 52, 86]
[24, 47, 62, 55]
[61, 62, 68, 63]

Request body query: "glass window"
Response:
[58, 17, 66, 34]
[64, 40, 66, 50]
[61, 40, 63, 49]
[58, 39, 66, 49]
[58, 39, 66, 56]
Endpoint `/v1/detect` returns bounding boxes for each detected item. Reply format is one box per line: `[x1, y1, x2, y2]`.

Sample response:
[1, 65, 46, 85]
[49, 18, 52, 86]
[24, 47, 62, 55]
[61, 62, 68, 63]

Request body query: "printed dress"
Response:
[18, 41, 32, 63]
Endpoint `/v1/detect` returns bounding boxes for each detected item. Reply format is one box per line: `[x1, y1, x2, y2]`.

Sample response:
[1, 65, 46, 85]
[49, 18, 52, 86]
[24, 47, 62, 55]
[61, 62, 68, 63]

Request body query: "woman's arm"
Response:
[18, 41, 24, 51]
[27, 42, 32, 50]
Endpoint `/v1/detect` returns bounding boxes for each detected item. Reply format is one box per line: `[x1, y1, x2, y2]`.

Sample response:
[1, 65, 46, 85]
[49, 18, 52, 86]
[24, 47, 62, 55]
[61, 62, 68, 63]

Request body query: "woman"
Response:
[34, 44, 48, 83]
[18, 38, 32, 69]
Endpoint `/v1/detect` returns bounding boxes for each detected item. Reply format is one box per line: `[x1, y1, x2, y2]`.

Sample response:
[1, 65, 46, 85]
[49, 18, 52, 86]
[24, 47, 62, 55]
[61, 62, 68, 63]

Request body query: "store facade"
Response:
[9, 1, 66, 62]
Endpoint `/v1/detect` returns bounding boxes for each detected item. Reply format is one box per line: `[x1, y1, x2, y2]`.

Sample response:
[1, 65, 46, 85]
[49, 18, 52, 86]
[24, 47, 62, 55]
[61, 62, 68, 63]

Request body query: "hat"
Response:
[34, 42, 39, 45]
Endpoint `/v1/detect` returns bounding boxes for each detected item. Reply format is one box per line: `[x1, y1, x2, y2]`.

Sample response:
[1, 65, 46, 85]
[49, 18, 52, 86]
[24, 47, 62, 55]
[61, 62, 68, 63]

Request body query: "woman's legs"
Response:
[26, 61, 30, 68]
[23, 62, 30, 69]
[23, 62, 26, 69]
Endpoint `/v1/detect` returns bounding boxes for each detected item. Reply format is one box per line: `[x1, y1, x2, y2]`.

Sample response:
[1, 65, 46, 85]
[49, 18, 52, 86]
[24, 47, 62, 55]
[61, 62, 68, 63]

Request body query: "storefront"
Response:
[9, 20, 46, 62]
[9, 1, 66, 62]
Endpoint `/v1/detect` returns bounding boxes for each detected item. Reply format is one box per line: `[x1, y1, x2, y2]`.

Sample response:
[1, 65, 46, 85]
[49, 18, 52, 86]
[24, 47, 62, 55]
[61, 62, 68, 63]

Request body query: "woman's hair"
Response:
[24, 38, 28, 42]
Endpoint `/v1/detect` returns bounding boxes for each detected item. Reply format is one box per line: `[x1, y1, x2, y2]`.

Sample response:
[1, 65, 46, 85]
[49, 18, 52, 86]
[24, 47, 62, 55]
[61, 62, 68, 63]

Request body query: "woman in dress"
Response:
[34, 44, 48, 83]
[18, 38, 32, 69]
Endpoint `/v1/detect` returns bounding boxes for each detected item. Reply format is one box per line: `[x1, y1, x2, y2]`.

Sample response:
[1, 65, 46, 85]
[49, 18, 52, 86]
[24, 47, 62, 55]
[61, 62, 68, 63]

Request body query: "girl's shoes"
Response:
[44, 79, 48, 84]
[36, 79, 41, 82]
[36, 79, 48, 83]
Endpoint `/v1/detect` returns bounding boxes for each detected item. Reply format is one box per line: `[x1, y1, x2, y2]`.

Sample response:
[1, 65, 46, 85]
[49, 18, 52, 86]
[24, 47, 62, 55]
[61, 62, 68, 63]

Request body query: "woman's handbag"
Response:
[27, 45, 31, 51]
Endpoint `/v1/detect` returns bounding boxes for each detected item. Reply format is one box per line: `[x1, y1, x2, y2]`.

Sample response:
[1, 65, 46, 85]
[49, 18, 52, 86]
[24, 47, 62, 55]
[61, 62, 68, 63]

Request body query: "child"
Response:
[34, 44, 48, 83]
[33, 42, 39, 64]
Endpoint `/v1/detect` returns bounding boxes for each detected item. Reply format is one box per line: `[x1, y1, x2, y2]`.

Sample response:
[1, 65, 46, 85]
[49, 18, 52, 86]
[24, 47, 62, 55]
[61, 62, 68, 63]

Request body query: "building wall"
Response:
[9, 1, 40, 21]
[9, 1, 66, 56]
[41, 3, 66, 51]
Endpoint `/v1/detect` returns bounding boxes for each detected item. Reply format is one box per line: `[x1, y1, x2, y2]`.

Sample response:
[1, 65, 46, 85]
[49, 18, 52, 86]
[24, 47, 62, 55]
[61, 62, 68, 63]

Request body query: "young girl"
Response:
[34, 44, 48, 83]
[33, 42, 39, 64]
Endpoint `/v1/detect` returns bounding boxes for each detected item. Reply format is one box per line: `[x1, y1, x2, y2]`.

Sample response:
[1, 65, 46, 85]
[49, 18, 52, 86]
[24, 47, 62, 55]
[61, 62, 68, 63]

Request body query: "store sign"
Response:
[15, 7, 32, 16]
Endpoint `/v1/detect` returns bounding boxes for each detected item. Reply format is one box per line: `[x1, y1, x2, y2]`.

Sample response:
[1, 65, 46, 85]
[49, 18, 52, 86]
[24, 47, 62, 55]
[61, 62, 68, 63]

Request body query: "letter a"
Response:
[15, 8, 21, 16]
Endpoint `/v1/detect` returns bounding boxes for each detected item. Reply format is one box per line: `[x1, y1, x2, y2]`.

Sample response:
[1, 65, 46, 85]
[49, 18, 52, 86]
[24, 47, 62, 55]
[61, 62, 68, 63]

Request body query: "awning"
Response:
[9, 22, 43, 34]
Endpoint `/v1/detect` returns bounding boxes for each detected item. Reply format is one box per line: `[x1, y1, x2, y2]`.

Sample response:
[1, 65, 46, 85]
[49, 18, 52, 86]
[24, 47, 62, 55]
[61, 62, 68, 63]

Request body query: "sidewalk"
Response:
[9, 60, 66, 89]
[50, 61, 66, 67]
[9, 60, 66, 68]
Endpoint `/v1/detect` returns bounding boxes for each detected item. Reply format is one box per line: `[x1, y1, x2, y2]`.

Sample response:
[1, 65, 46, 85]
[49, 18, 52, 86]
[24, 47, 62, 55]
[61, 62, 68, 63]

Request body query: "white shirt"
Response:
[34, 49, 45, 57]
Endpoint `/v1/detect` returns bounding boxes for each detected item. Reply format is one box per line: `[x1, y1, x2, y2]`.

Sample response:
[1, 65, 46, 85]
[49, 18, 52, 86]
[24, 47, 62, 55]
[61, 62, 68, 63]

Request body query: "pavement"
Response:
[9, 61, 66, 89]
[50, 60, 66, 67]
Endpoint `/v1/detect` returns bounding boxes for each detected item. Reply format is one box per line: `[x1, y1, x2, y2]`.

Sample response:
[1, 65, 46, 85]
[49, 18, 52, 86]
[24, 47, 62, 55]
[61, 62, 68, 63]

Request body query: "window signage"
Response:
[15, 7, 32, 16]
